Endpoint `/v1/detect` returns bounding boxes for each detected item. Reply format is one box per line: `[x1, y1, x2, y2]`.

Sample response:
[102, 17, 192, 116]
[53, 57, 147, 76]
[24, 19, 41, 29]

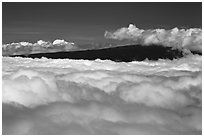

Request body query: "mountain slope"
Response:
[10, 44, 186, 62]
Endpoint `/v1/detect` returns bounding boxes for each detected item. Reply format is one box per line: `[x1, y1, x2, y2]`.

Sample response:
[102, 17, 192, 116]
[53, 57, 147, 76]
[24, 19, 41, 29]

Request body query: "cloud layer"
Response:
[2, 55, 202, 134]
[2, 39, 77, 56]
[105, 24, 202, 54]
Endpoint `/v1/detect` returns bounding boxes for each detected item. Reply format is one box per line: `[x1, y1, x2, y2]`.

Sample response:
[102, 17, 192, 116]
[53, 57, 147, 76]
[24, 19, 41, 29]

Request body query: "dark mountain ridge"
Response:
[9, 44, 187, 62]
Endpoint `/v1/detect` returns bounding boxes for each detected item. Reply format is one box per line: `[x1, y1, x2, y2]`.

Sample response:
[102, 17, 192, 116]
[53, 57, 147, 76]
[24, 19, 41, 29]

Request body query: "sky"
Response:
[3, 2, 202, 45]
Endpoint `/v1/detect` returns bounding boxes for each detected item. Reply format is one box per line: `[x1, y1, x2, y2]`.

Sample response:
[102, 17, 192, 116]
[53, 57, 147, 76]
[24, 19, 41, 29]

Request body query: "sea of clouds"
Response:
[2, 54, 202, 134]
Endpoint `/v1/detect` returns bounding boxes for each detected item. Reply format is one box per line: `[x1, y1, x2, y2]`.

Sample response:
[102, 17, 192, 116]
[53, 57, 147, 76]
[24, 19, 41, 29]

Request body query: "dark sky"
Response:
[2, 2, 202, 44]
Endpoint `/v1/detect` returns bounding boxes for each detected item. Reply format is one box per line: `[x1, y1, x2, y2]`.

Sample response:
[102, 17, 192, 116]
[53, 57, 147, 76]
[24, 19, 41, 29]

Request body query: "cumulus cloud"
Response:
[2, 55, 201, 135]
[53, 39, 74, 45]
[2, 39, 77, 56]
[105, 24, 202, 53]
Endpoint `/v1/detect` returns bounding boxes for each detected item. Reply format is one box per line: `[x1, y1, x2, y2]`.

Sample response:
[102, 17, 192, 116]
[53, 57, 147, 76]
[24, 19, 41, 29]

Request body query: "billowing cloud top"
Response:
[52, 39, 74, 45]
[2, 39, 77, 56]
[105, 24, 202, 54]
[2, 55, 202, 134]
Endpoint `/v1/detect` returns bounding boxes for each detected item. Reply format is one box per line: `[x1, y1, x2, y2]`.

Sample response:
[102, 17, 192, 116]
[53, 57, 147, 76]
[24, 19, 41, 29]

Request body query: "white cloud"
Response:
[53, 39, 68, 45]
[2, 55, 201, 134]
[105, 24, 202, 53]
[18, 42, 33, 46]
[2, 39, 76, 55]
[35, 40, 51, 48]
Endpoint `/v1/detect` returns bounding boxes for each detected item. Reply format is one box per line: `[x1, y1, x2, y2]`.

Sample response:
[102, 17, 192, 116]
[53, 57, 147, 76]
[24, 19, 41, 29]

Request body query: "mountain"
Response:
[10, 44, 186, 62]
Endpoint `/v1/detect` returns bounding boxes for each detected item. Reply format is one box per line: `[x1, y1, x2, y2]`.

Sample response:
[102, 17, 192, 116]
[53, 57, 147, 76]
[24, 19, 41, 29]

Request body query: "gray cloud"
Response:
[105, 24, 202, 53]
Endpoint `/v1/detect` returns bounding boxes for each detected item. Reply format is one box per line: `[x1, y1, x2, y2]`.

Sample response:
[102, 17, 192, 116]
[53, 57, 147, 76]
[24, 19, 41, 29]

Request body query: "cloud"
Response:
[53, 39, 74, 45]
[2, 55, 201, 134]
[2, 39, 77, 56]
[105, 24, 202, 53]
[3, 102, 201, 135]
